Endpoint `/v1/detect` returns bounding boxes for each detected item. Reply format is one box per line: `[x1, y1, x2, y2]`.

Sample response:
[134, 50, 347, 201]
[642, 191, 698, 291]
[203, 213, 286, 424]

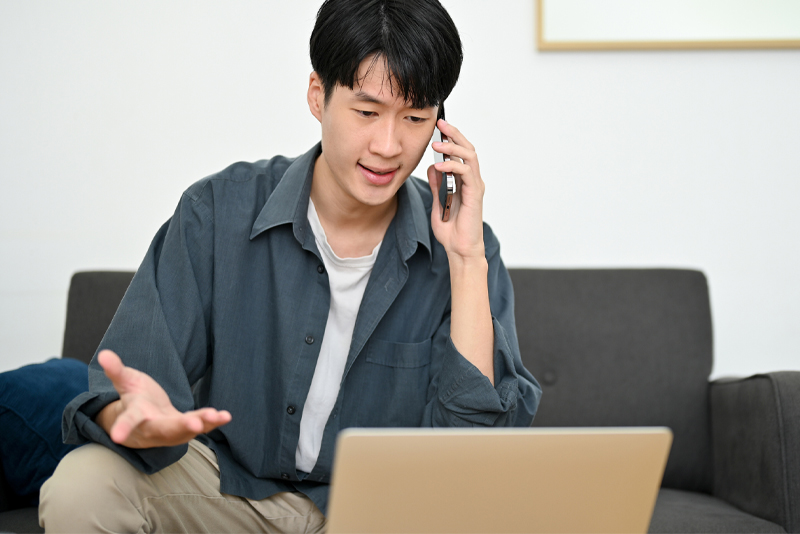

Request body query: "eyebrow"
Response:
[352, 90, 427, 111]
[353, 91, 385, 105]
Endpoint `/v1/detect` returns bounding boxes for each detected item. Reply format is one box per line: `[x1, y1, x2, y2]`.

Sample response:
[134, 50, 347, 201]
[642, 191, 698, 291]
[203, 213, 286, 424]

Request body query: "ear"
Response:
[307, 71, 325, 123]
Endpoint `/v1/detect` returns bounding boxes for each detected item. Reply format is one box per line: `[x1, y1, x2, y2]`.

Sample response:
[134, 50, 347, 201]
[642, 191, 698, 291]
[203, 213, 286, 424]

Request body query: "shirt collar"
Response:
[250, 143, 432, 262]
[250, 143, 318, 245]
[394, 172, 433, 263]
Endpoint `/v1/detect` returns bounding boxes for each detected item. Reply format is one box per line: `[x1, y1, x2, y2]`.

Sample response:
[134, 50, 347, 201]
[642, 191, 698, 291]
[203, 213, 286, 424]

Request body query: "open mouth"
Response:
[358, 163, 398, 186]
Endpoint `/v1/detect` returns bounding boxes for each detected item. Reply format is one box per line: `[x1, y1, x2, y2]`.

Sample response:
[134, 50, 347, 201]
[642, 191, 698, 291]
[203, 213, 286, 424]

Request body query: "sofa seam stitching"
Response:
[768, 374, 792, 532]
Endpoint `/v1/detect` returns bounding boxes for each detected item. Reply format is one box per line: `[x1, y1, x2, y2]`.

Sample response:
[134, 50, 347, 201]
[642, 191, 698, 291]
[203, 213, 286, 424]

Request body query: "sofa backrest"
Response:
[508, 268, 713, 494]
[62, 268, 715, 493]
[62, 271, 136, 364]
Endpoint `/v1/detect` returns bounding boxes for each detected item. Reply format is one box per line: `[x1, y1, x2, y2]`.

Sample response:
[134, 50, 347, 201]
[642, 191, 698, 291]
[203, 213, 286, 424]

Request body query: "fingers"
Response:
[110, 409, 185, 447]
[432, 119, 483, 192]
[433, 159, 473, 182]
[432, 138, 474, 166]
[110, 408, 232, 448]
[187, 408, 233, 433]
[426, 164, 443, 221]
[433, 119, 475, 162]
[437, 119, 475, 152]
[109, 403, 146, 444]
[148, 409, 231, 445]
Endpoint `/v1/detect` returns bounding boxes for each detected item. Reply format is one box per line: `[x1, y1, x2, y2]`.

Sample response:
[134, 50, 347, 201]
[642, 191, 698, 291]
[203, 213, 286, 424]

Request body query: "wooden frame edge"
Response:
[536, 0, 545, 50]
[535, 0, 800, 51]
[538, 39, 800, 51]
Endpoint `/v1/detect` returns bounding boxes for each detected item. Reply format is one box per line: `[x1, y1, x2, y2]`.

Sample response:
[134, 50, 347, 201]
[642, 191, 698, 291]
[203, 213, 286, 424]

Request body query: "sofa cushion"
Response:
[649, 488, 786, 533]
[0, 507, 43, 533]
[0, 358, 88, 504]
[509, 269, 714, 493]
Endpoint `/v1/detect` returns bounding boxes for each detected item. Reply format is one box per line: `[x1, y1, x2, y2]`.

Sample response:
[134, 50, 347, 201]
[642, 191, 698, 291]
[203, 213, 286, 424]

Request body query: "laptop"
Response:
[326, 427, 672, 534]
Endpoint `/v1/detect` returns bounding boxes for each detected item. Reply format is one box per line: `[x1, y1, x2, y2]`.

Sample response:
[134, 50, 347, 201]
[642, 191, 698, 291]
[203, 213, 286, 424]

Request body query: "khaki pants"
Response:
[39, 440, 327, 533]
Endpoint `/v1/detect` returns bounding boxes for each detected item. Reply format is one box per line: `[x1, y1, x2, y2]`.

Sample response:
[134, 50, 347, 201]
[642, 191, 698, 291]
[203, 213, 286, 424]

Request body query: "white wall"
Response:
[1, 0, 798, 378]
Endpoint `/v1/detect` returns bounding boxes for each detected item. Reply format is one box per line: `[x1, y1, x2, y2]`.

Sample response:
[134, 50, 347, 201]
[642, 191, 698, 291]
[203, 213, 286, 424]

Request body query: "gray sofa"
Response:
[1, 269, 797, 533]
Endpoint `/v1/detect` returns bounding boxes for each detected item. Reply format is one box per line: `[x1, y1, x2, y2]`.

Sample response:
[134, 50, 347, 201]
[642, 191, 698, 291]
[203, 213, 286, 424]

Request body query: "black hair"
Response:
[309, 0, 463, 110]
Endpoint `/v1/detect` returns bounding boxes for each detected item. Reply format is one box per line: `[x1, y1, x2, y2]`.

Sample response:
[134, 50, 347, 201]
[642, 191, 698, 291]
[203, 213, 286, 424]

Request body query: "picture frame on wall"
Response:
[536, 0, 800, 50]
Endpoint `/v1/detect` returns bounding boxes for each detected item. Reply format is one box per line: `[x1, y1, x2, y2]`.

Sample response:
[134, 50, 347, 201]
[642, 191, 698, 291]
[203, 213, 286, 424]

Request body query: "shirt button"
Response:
[305, 335, 314, 344]
[281, 473, 290, 480]
[317, 264, 325, 274]
[287, 405, 296, 415]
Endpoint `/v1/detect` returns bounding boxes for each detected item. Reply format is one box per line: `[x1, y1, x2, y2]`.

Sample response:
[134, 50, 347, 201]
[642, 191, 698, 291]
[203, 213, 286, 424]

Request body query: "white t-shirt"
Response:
[295, 198, 381, 473]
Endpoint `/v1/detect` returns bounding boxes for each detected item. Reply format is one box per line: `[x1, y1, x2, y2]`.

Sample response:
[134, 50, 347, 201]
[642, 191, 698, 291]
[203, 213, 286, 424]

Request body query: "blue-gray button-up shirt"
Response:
[63, 143, 542, 514]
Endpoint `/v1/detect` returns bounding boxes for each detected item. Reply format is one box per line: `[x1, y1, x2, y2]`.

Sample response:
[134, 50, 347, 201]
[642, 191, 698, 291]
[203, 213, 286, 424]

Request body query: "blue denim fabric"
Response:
[62, 143, 541, 514]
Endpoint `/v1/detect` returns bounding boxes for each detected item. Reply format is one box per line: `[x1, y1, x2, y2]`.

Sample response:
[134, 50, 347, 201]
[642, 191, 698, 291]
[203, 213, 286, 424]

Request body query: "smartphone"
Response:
[433, 105, 456, 222]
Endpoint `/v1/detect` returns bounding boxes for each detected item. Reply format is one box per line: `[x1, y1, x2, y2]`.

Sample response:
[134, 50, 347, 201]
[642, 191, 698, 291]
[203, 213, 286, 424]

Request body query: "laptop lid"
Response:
[327, 427, 672, 534]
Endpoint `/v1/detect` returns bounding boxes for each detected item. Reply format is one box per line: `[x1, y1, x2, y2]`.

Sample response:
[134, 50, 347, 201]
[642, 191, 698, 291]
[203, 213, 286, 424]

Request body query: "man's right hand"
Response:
[94, 349, 232, 449]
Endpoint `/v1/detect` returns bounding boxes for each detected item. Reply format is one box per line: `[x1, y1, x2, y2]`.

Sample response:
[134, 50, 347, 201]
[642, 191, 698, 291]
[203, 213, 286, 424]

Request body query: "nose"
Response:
[370, 118, 402, 159]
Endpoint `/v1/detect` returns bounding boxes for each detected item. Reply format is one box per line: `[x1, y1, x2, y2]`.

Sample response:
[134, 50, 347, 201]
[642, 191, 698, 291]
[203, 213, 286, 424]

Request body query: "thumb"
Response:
[98, 350, 128, 391]
[426, 164, 442, 221]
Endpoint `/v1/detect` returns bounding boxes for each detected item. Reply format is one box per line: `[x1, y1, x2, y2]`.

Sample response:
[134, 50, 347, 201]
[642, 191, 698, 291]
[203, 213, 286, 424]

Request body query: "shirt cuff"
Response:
[434, 317, 520, 427]
[62, 390, 189, 474]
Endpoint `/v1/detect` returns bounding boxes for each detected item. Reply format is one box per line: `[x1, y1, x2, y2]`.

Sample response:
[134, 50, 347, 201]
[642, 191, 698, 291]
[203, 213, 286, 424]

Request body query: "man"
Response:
[40, 0, 541, 532]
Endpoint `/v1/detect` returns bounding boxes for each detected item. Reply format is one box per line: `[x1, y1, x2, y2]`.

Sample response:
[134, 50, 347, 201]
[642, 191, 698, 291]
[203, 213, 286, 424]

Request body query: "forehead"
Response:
[339, 55, 430, 110]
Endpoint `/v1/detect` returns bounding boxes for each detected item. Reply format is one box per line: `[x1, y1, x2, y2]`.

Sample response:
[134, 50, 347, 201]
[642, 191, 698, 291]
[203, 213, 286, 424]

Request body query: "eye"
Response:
[407, 115, 427, 124]
[356, 110, 376, 118]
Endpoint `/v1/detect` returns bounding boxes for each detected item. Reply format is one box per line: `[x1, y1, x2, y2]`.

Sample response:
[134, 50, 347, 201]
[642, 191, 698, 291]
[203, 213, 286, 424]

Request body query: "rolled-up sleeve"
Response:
[423, 225, 542, 428]
[62, 183, 215, 473]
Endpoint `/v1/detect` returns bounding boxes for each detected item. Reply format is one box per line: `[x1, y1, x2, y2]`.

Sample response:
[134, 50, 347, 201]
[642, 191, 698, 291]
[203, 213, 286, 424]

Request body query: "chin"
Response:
[357, 189, 397, 207]
[352, 183, 396, 207]
[353, 174, 407, 206]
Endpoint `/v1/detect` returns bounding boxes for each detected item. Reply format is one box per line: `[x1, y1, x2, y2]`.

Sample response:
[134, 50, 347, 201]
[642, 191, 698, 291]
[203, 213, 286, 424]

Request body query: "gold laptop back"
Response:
[327, 427, 672, 534]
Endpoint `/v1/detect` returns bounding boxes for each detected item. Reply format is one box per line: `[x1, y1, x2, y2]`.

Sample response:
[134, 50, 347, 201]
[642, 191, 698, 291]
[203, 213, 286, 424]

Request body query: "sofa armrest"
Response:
[710, 371, 800, 533]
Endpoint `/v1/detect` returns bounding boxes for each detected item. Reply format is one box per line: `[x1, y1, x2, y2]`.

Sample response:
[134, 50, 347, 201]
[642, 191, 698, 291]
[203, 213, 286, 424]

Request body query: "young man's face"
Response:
[308, 55, 438, 210]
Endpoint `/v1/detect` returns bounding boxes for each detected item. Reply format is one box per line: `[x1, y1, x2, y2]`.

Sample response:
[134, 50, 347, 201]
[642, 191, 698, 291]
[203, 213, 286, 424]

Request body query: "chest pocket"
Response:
[350, 337, 433, 427]
[365, 337, 432, 368]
